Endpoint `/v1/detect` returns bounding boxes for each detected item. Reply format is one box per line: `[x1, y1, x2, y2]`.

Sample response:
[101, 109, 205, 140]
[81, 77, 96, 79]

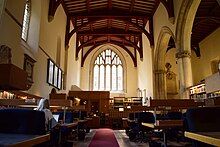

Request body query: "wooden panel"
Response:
[87, 116, 100, 128]
[146, 99, 196, 108]
[68, 91, 110, 113]
[49, 93, 67, 99]
[0, 99, 73, 108]
[68, 91, 110, 100]
[0, 64, 28, 90]
[0, 99, 37, 106]
[50, 99, 72, 107]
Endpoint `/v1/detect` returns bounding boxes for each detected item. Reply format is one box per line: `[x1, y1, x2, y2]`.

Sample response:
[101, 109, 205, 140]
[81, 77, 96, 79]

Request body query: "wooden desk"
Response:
[142, 120, 183, 147]
[142, 120, 183, 129]
[61, 122, 78, 128]
[185, 131, 220, 146]
[127, 119, 135, 123]
[85, 117, 92, 121]
[0, 133, 50, 147]
[78, 120, 87, 123]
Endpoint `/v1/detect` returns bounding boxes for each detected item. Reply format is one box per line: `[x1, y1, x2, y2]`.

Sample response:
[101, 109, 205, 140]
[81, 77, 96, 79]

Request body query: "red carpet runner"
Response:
[89, 128, 119, 147]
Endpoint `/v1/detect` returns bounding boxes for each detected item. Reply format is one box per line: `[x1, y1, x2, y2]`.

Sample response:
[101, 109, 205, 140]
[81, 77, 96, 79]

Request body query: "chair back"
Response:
[186, 107, 220, 132]
[0, 108, 46, 135]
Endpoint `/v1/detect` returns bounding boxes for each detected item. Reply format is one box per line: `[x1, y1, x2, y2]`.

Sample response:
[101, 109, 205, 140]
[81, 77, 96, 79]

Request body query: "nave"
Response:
[72, 129, 191, 147]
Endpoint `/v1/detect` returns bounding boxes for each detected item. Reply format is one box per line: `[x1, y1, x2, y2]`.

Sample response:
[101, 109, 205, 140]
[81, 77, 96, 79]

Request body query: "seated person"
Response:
[35, 98, 58, 131]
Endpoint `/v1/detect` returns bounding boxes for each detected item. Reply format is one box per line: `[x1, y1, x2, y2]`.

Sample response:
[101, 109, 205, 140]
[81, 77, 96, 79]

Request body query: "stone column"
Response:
[176, 50, 193, 98]
[154, 69, 167, 99]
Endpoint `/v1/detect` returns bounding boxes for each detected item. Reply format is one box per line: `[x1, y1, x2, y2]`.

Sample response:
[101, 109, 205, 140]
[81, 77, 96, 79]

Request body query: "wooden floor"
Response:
[71, 129, 191, 147]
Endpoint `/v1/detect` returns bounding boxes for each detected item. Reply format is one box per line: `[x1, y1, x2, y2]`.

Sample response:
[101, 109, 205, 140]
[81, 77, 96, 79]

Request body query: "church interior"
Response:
[0, 0, 220, 146]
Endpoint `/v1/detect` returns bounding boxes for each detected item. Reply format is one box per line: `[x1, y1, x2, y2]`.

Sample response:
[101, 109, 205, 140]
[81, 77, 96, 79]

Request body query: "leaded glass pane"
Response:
[100, 65, 105, 90]
[106, 65, 111, 90]
[21, 0, 31, 41]
[93, 65, 99, 90]
[118, 65, 123, 91]
[112, 65, 117, 90]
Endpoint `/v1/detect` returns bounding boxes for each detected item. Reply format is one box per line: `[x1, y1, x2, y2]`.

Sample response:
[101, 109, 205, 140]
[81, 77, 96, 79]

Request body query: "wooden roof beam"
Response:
[108, 0, 112, 10]
[77, 28, 141, 35]
[66, 18, 153, 47]
[48, 0, 62, 22]
[130, 0, 135, 12]
[86, 0, 91, 13]
[69, 11, 149, 18]
[81, 41, 137, 67]
[217, 0, 220, 6]
[76, 35, 143, 59]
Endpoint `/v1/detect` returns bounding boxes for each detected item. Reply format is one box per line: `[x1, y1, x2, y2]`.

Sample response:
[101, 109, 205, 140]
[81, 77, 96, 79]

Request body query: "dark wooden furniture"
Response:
[142, 120, 183, 147]
[0, 64, 28, 90]
[0, 133, 50, 147]
[185, 131, 220, 146]
[68, 91, 110, 113]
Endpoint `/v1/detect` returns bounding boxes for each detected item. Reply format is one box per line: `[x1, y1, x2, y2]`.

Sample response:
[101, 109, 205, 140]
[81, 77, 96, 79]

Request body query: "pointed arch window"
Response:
[93, 49, 123, 91]
[21, 0, 31, 41]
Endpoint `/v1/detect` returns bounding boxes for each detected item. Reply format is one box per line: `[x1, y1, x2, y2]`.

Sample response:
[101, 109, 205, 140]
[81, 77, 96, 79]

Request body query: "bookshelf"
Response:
[112, 97, 143, 109]
[189, 83, 206, 101]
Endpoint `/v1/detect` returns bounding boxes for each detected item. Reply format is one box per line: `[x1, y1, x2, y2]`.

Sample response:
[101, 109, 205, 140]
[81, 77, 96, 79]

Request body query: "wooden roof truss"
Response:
[49, 0, 174, 66]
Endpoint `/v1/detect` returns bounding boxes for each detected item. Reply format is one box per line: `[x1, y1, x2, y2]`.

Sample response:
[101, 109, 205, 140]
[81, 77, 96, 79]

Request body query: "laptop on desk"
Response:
[53, 114, 59, 122]
[51, 114, 59, 128]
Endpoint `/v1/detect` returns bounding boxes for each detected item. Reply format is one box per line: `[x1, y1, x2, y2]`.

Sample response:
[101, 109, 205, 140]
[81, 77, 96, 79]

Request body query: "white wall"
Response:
[80, 44, 138, 97]
[0, 0, 25, 68]
[191, 28, 220, 84]
[29, 1, 67, 98]
[153, 3, 175, 49]
[65, 31, 82, 90]
[137, 34, 153, 98]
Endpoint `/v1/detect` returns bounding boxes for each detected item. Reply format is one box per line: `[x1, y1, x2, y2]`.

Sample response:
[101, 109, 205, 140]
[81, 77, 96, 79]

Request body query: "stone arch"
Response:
[175, 0, 201, 53]
[89, 44, 127, 92]
[154, 26, 175, 99]
[175, 0, 201, 98]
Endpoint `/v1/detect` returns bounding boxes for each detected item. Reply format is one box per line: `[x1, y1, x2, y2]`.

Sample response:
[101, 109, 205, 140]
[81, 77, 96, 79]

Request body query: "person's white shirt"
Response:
[35, 98, 57, 131]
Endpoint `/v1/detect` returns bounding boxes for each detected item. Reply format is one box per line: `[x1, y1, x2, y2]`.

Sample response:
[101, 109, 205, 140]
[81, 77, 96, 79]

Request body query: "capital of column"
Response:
[175, 50, 191, 59]
[153, 69, 166, 74]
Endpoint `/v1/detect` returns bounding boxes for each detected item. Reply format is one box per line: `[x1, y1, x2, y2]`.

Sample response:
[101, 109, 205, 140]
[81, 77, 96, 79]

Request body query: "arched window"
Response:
[93, 49, 123, 91]
[21, 0, 31, 41]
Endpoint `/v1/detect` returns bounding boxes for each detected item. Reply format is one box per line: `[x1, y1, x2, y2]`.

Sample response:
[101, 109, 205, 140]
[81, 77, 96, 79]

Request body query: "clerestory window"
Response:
[21, 0, 31, 41]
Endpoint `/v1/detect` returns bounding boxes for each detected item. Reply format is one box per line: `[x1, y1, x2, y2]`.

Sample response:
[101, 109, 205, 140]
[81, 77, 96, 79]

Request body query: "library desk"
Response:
[0, 133, 50, 147]
[142, 120, 183, 147]
[185, 131, 220, 146]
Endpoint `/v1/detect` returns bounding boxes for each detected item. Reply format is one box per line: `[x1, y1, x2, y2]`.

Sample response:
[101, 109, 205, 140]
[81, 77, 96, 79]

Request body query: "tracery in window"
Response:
[93, 49, 123, 91]
[21, 0, 31, 41]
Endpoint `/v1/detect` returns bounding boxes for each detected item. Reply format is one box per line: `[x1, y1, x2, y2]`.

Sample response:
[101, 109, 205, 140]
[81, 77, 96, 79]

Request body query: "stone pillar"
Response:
[154, 69, 167, 99]
[176, 50, 193, 98]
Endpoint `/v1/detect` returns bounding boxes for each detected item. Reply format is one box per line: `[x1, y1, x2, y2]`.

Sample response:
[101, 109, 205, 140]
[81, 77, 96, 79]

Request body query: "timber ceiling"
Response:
[48, 0, 175, 67]
[48, 0, 220, 65]
[191, 0, 220, 57]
